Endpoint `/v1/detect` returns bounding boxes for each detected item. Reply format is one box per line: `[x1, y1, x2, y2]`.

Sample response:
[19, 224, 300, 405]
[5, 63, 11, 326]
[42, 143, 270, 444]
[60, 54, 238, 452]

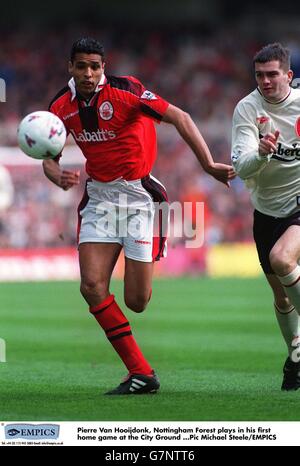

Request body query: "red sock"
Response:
[90, 294, 152, 375]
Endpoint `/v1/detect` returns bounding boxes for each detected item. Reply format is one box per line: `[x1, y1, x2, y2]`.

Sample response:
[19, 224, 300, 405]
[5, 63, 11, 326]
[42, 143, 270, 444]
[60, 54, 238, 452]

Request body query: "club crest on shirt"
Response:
[256, 116, 269, 124]
[295, 117, 300, 138]
[99, 101, 114, 120]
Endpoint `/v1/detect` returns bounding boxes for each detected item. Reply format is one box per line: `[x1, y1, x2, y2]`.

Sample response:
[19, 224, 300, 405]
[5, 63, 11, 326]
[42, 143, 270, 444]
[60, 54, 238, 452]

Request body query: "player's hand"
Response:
[206, 163, 236, 187]
[60, 170, 80, 190]
[259, 130, 280, 156]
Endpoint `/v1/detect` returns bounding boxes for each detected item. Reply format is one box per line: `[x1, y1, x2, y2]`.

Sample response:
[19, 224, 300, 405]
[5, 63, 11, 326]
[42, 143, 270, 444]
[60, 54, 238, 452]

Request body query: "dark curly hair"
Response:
[70, 37, 104, 62]
[253, 43, 291, 71]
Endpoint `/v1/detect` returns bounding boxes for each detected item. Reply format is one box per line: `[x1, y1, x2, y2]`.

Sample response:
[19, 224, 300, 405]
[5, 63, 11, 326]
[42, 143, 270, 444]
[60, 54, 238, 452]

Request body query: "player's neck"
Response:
[259, 87, 291, 104]
[77, 91, 95, 102]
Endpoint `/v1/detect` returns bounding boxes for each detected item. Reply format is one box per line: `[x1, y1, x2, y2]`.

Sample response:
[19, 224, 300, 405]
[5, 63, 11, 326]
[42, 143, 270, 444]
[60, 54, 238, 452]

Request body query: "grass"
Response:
[1, 277, 300, 421]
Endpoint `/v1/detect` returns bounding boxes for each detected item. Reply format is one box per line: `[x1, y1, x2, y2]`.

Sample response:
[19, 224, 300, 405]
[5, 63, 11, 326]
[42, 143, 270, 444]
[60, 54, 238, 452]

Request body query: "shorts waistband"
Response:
[89, 175, 150, 188]
[254, 209, 300, 220]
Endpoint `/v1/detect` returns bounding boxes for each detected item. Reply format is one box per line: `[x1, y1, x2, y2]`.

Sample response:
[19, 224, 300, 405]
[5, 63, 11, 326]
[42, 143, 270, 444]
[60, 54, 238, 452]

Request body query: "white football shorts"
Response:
[77, 175, 168, 262]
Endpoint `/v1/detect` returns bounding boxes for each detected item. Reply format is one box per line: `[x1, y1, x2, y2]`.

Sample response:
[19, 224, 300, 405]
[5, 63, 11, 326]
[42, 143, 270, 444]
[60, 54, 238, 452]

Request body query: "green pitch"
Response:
[1, 277, 300, 421]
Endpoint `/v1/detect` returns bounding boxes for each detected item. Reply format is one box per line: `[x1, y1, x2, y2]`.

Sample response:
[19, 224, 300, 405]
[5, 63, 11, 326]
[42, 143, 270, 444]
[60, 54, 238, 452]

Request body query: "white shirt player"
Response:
[231, 87, 300, 218]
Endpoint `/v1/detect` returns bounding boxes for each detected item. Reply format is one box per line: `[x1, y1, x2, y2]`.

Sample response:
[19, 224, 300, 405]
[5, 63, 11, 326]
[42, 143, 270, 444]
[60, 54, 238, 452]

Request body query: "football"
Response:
[17, 111, 67, 160]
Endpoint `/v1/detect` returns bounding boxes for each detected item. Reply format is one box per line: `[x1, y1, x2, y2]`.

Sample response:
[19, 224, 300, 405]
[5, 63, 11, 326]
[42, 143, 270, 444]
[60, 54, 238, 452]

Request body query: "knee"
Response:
[124, 295, 149, 313]
[80, 279, 107, 302]
[269, 246, 294, 276]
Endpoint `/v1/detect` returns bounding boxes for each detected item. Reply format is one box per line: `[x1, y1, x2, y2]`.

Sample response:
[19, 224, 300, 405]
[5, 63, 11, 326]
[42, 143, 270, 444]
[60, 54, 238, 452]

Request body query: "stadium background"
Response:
[3, 0, 300, 280]
[2, 1, 300, 423]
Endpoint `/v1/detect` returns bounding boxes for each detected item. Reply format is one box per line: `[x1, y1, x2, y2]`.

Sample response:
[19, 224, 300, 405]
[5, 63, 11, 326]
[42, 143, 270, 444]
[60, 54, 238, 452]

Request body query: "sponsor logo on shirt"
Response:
[63, 110, 79, 121]
[272, 142, 300, 161]
[70, 128, 116, 143]
[99, 101, 114, 120]
[141, 90, 157, 101]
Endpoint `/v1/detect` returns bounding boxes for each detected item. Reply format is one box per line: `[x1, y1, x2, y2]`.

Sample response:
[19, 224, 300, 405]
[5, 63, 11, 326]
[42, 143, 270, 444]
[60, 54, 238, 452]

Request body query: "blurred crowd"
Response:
[1, 25, 299, 249]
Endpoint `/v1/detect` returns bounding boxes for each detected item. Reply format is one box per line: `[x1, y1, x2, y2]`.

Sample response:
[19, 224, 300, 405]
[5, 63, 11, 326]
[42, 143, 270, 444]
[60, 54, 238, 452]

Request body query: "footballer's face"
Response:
[255, 60, 293, 103]
[69, 53, 105, 98]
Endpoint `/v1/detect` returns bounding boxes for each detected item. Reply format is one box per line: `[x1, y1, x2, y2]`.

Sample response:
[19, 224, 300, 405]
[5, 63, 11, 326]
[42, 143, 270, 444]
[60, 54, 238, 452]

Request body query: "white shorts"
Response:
[77, 175, 168, 262]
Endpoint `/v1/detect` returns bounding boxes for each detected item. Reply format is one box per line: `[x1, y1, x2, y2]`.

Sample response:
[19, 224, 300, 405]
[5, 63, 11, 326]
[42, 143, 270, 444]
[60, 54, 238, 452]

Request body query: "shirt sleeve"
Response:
[48, 100, 67, 162]
[49, 101, 69, 133]
[231, 102, 271, 179]
[125, 76, 169, 122]
[48, 99, 60, 117]
[139, 88, 169, 122]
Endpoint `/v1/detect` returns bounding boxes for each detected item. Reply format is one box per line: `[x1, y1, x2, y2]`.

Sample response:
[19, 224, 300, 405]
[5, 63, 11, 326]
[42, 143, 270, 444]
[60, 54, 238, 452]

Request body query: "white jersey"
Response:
[231, 87, 300, 217]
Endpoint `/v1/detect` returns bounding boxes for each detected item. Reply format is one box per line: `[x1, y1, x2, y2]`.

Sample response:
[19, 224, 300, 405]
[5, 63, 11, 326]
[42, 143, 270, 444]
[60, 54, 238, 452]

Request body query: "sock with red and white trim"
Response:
[90, 294, 152, 375]
[278, 265, 300, 316]
[274, 303, 300, 356]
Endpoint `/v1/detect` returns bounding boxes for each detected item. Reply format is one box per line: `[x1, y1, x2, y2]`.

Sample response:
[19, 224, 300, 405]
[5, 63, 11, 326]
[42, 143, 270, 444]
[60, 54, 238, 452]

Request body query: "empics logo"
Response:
[6, 428, 20, 437]
[5, 424, 60, 439]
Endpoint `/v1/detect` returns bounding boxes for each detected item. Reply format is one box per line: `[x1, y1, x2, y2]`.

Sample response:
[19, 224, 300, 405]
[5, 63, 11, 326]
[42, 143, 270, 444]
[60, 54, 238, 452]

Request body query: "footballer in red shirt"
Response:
[43, 37, 235, 395]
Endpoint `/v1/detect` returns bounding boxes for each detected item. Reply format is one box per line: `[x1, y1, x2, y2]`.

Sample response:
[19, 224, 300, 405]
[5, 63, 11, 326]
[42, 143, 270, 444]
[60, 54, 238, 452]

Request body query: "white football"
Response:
[17, 111, 67, 160]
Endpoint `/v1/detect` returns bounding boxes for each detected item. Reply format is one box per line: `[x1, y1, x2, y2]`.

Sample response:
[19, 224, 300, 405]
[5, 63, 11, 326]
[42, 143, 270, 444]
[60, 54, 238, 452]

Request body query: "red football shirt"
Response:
[49, 75, 169, 181]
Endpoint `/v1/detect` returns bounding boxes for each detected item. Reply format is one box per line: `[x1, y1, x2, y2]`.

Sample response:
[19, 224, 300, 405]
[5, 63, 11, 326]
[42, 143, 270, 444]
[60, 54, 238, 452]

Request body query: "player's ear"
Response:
[68, 61, 73, 74]
[287, 69, 293, 83]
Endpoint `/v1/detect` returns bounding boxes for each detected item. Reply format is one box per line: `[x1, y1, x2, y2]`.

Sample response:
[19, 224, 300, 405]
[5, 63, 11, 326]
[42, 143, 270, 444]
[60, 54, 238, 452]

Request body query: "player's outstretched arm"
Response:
[162, 104, 236, 186]
[43, 159, 80, 191]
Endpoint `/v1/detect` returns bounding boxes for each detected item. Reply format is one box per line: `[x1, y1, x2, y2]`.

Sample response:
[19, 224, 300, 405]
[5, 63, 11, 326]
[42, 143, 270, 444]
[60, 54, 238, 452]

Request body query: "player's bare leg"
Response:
[79, 242, 122, 306]
[79, 243, 158, 394]
[124, 258, 154, 312]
